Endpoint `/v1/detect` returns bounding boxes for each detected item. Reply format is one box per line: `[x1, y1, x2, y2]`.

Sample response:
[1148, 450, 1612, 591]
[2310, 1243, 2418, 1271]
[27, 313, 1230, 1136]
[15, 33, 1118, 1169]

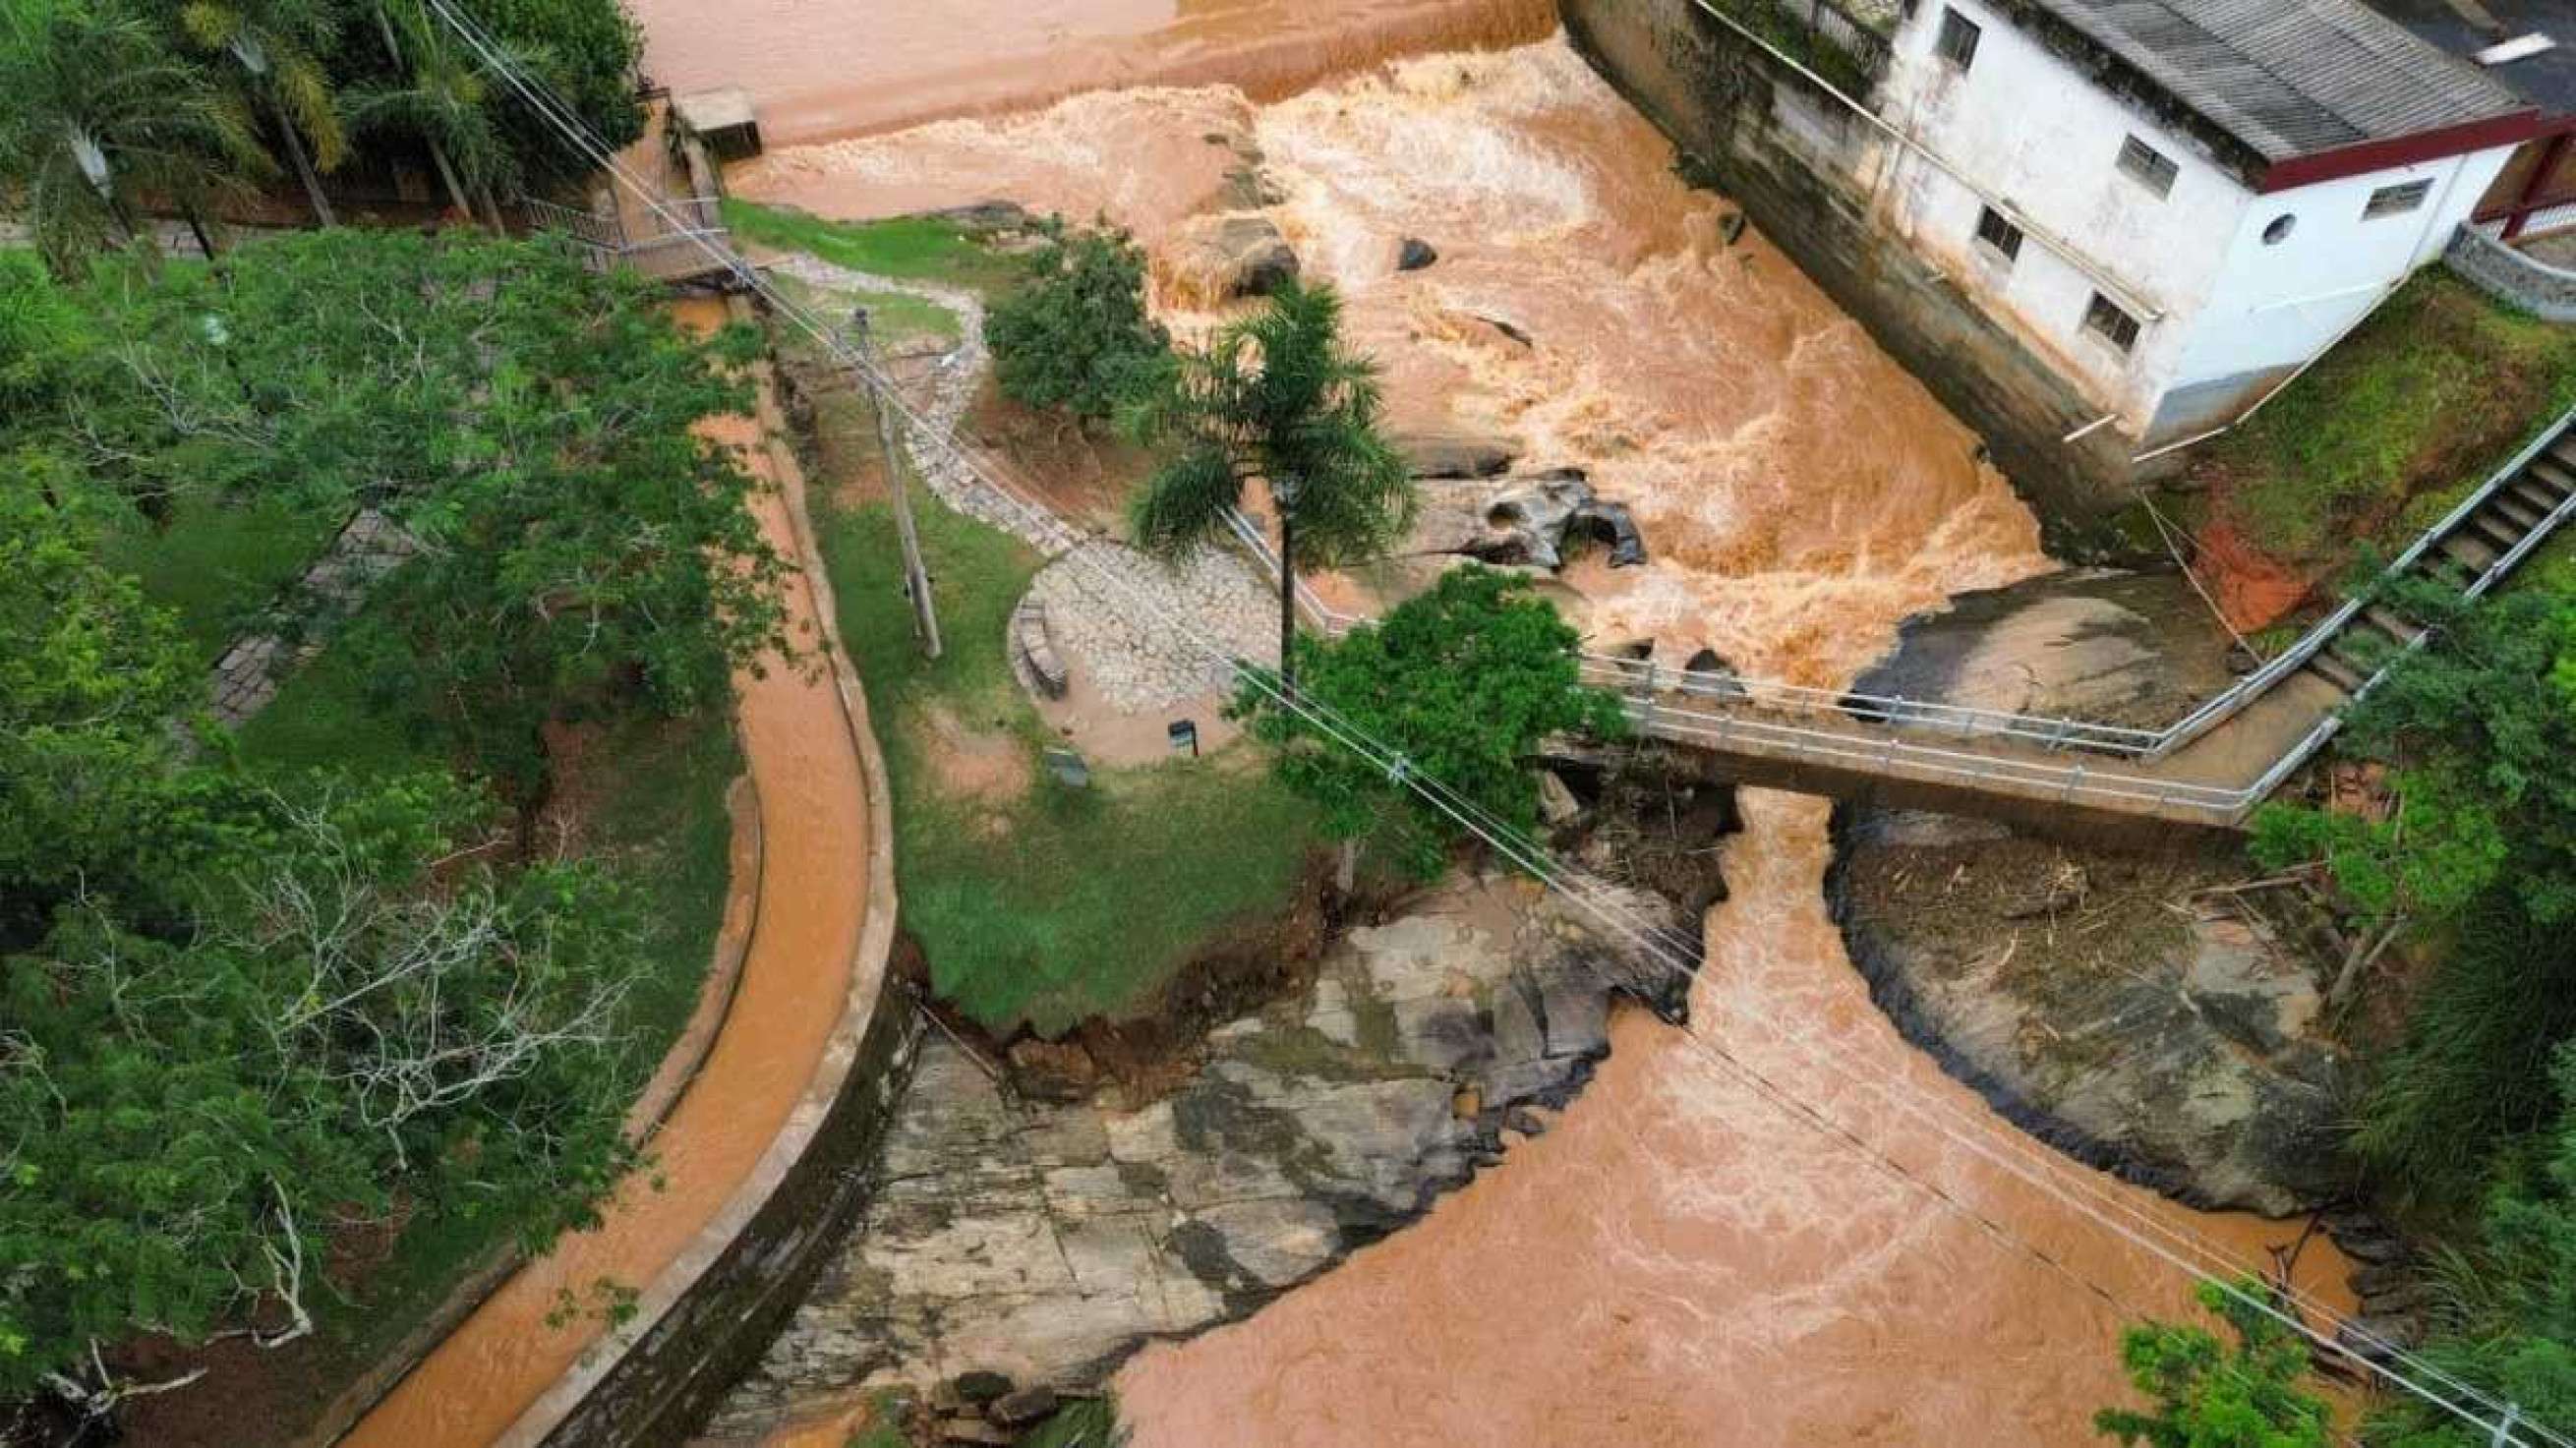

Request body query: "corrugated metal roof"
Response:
[2030, 0, 2529, 159]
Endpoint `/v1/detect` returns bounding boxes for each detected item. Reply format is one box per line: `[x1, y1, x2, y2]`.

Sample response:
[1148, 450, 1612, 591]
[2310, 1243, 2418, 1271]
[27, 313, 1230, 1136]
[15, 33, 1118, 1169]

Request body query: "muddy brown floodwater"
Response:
[717, 26, 2356, 1447]
[625, 0, 1554, 145]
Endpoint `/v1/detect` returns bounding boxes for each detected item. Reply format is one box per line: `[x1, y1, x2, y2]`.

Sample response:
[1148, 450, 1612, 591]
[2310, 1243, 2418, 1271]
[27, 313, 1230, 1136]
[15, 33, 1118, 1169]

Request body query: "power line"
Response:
[407, 10, 2552, 1438]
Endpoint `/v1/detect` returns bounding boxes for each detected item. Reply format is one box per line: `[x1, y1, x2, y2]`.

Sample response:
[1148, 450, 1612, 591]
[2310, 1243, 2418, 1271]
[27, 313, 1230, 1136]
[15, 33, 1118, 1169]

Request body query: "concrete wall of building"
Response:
[1560, 0, 2146, 552]
[1878, 0, 2252, 433]
[1875, 0, 2517, 447]
[2152, 148, 2515, 439]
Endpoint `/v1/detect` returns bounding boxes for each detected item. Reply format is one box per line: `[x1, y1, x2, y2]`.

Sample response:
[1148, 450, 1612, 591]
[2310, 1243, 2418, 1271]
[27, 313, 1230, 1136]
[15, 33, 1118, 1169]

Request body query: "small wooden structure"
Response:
[674, 87, 763, 161]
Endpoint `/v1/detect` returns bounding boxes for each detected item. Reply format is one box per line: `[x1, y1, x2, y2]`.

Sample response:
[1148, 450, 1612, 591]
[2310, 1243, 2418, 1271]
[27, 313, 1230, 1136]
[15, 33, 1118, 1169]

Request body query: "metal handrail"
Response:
[2148, 404, 2576, 757]
[1213, 407, 2576, 824]
[1629, 702, 2249, 821]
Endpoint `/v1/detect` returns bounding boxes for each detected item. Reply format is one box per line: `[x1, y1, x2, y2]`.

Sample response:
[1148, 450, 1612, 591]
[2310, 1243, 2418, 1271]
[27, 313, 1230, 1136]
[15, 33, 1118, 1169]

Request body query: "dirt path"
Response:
[337, 298, 887, 1448]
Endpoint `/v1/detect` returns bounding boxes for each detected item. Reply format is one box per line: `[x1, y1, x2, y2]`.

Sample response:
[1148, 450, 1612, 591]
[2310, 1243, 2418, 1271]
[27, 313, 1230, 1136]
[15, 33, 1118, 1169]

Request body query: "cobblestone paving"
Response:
[762, 253, 1081, 556]
[1034, 540, 1278, 712]
[763, 251, 1278, 714]
[207, 508, 417, 727]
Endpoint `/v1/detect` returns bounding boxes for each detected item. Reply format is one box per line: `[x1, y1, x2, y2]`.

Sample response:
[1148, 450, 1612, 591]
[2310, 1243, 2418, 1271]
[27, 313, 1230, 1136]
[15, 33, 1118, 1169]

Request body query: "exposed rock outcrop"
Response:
[1835, 814, 2346, 1215]
[1406, 466, 1646, 569]
[1390, 426, 1517, 480]
[1165, 212, 1299, 303]
[703, 876, 1694, 1437]
[1832, 568, 2345, 1215]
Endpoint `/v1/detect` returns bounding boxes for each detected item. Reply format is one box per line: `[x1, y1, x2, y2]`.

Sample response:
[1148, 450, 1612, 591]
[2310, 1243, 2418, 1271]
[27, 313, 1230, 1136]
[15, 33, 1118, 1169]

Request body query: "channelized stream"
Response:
[691, 19, 2349, 1444]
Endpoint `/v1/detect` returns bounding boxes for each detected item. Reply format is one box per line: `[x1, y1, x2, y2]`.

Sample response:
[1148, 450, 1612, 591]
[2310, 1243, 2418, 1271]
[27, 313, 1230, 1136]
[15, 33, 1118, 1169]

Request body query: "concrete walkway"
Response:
[337, 298, 896, 1447]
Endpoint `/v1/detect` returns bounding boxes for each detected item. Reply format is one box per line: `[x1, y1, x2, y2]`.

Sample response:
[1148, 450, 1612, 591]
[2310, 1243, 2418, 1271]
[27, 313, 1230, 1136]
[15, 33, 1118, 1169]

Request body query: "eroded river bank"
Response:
[687, 21, 2361, 1446]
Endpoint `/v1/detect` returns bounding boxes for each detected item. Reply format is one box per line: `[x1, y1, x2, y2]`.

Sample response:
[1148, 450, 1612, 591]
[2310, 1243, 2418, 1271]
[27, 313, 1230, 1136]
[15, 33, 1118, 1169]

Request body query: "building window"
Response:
[2363, 179, 2433, 220]
[2116, 136, 2179, 199]
[2082, 292, 2141, 354]
[1973, 204, 2023, 262]
[2262, 213, 2297, 245]
[1935, 8, 1981, 70]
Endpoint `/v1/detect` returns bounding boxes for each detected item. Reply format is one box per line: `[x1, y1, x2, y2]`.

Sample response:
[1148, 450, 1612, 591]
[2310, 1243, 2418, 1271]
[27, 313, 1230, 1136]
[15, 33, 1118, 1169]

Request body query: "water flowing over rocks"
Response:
[1388, 426, 1516, 480]
[1834, 568, 2347, 1215]
[702, 875, 1697, 1439]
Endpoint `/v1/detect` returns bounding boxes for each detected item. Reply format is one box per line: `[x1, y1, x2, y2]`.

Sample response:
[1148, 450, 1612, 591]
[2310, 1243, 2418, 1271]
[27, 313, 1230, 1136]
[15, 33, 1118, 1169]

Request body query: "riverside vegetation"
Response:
[1, 0, 647, 272]
[0, 230, 775, 1442]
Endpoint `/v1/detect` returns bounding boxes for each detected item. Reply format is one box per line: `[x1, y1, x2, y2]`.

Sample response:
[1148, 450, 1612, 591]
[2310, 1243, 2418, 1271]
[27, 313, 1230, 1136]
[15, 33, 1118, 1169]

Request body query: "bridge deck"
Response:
[1586, 409, 2576, 831]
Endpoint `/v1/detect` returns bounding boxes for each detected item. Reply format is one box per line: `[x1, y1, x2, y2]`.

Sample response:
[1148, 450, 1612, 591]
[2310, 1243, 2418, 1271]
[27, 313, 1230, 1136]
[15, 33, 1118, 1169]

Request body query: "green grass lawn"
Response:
[96, 489, 340, 659]
[816, 450, 1317, 1039]
[2206, 272, 2576, 571]
[725, 199, 1025, 293]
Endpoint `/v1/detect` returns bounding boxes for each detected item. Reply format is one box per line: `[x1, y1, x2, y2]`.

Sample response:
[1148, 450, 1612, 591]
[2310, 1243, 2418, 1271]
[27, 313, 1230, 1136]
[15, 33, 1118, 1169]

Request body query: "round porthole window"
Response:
[2263, 213, 2297, 245]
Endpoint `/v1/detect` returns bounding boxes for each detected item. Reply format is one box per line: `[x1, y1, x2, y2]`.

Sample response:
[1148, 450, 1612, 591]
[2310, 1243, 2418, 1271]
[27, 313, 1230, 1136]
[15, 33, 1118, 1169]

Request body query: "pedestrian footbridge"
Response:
[1590, 408, 2576, 831]
[1252, 405, 2576, 835]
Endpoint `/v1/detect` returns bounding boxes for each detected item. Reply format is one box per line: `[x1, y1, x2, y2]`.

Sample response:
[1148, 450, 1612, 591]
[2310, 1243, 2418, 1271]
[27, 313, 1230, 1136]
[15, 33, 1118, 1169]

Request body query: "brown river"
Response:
[639, 6, 2346, 1443]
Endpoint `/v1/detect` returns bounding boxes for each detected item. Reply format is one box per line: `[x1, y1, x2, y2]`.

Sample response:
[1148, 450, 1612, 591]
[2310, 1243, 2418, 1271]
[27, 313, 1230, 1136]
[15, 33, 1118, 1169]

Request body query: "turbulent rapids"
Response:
[696, 21, 2348, 1446]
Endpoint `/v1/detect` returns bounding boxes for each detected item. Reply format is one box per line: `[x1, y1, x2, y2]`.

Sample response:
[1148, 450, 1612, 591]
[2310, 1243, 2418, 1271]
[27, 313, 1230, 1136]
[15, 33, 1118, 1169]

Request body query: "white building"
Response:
[1848, 0, 2542, 447]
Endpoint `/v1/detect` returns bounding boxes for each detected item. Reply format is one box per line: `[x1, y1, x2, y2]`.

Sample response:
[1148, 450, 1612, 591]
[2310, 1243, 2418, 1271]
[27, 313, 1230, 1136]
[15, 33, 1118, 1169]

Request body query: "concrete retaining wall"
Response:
[522, 328, 918, 1447]
[1559, 0, 2147, 555]
[2446, 224, 2576, 323]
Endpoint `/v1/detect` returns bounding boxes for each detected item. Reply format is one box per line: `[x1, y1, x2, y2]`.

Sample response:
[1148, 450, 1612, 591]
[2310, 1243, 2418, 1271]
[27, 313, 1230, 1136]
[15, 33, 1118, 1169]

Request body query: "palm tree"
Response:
[346, 0, 513, 227]
[179, 0, 348, 225]
[1128, 280, 1416, 696]
[0, 0, 267, 276]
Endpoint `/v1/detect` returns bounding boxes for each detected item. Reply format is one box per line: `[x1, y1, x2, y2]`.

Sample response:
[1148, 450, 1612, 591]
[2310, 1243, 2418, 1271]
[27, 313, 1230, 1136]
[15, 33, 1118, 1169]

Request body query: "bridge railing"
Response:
[1572, 656, 2170, 754]
[1623, 695, 2254, 822]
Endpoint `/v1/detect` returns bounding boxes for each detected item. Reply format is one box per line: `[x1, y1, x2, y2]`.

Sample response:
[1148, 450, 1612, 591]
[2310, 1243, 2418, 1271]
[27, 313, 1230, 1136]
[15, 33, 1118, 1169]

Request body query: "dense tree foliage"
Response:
[2367, 1046, 2576, 1444]
[1236, 566, 1627, 880]
[0, 0, 267, 275]
[0, 229, 780, 1416]
[985, 219, 1169, 425]
[2251, 563, 2576, 1440]
[2095, 1280, 2333, 1448]
[28, 230, 787, 804]
[0, 0, 643, 274]
[2253, 566, 2576, 1201]
[1127, 278, 1414, 693]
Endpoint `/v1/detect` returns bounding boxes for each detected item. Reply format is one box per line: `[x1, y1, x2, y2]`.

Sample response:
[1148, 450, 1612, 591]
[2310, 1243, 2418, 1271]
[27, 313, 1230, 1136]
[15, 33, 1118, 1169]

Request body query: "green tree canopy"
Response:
[0, 0, 267, 275]
[2254, 567, 2576, 930]
[1127, 278, 1414, 692]
[2367, 1043, 2576, 1445]
[986, 218, 1169, 425]
[1236, 566, 1627, 880]
[49, 231, 790, 805]
[2096, 1279, 2333, 1448]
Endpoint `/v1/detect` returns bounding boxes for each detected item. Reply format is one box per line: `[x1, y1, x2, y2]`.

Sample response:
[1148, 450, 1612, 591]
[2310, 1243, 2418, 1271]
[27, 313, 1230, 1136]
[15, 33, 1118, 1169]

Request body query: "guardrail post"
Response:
[1637, 662, 1659, 736]
[2048, 717, 2072, 752]
[2059, 762, 2085, 803]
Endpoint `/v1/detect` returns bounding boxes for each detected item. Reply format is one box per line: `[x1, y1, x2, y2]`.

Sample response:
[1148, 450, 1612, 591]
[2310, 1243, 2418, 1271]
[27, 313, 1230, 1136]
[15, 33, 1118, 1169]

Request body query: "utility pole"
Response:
[852, 308, 942, 660]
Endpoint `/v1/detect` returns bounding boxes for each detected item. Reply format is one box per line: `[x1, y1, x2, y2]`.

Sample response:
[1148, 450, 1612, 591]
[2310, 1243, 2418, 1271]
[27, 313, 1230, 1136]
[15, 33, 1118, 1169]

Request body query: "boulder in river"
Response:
[1405, 466, 1647, 569]
[1390, 427, 1517, 480]
[1832, 567, 2345, 1215]
[1396, 237, 1438, 271]
[1167, 212, 1300, 303]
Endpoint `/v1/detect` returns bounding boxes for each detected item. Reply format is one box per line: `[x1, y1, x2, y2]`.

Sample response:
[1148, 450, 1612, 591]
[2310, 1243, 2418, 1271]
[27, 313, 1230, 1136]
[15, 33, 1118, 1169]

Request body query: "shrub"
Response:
[986, 219, 1169, 425]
